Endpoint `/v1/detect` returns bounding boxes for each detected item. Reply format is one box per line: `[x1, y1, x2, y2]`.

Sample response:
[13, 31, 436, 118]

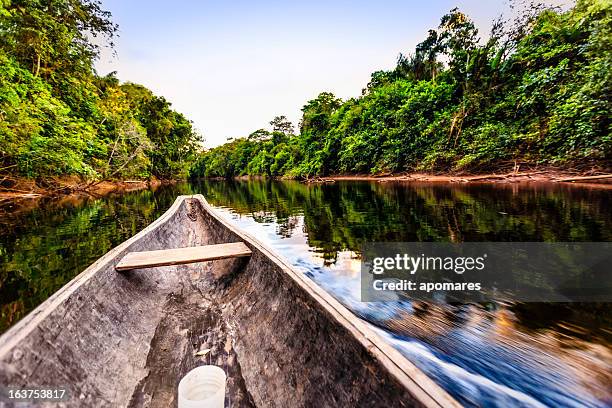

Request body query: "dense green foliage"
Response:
[0, 0, 200, 180]
[191, 0, 611, 178]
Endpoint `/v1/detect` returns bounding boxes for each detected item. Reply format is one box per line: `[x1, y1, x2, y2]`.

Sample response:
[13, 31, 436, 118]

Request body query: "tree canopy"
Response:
[0, 0, 201, 180]
[191, 0, 610, 179]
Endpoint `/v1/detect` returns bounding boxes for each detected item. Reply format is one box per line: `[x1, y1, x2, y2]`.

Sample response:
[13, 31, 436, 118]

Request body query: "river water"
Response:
[0, 179, 610, 407]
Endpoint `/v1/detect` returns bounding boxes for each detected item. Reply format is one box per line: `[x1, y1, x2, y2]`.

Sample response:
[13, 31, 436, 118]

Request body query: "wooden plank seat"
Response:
[115, 242, 252, 271]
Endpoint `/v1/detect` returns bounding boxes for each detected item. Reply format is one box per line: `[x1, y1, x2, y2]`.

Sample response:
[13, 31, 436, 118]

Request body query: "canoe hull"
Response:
[0, 195, 458, 407]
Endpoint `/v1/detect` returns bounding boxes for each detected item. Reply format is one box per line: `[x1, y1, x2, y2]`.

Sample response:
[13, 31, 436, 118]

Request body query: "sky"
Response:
[95, 0, 570, 147]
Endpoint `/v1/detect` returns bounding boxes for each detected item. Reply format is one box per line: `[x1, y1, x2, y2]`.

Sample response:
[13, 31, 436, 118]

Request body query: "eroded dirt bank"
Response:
[309, 170, 612, 189]
[0, 176, 178, 201]
[2, 169, 612, 205]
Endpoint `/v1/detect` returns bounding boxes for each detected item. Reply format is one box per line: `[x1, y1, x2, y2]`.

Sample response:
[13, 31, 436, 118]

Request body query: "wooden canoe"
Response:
[0, 195, 459, 407]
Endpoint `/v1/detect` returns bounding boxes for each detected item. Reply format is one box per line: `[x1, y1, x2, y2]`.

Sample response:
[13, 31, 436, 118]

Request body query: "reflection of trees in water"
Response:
[196, 179, 612, 343]
[373, 299, 611, 349]
[510, 302, 612, 345]
[4, 178, 609, 337]
[0, 184, 195, 333]
[277, 215, 301, 238]
[376, 302, 612, 404]
[197, 179, 612, 251]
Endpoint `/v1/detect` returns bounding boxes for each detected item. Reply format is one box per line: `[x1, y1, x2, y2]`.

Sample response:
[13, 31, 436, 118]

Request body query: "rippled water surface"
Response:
[1, 179, 610, 407]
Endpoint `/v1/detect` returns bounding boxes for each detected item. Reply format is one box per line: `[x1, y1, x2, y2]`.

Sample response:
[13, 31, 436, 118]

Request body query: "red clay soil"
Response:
[313, 171, 612, 189]
[0, 176, 173, 201]
[2, 170, 611, 202]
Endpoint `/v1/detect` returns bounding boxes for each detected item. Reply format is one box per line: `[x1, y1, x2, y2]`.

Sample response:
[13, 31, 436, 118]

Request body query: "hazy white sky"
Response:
[96, 0, 570, 147]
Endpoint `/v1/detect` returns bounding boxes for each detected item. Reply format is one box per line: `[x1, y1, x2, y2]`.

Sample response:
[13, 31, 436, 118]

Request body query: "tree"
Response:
[269, 115, 294, 136]
[0, 1, 200, 182]
[0, 0, 117, 79]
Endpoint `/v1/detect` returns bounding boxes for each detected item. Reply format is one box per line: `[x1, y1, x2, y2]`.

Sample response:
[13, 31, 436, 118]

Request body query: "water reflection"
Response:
[197, 179, 612, 407]
[0, 179, 610, 407]
[0, 185, 194, 332]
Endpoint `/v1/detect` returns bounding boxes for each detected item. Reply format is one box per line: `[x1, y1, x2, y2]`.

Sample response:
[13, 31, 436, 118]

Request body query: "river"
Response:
[0, 179, 610, 407]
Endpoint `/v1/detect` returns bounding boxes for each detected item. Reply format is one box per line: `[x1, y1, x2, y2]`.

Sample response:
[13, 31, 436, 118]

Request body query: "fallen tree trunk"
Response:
[555, 174, 612, 182]
[458, 171, 547, 182]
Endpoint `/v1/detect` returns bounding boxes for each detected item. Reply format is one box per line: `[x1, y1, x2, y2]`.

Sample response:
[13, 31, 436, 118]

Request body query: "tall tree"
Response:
[0, 0, 117, 79]
[269, 115, 294, 136]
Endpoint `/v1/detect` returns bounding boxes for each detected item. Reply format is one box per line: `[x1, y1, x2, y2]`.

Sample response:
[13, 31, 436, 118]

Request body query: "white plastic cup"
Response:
[178, 365, 227, 408]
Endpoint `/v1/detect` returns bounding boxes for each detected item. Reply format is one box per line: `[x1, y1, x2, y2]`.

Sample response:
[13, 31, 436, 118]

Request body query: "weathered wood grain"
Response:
[115, 242, 252, 271]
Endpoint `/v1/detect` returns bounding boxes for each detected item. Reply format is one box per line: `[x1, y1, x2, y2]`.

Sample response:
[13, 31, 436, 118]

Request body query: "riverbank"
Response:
[3, 169, 612, 204]
[0, 176, 178, 201]
[308, 170, 612, 188]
